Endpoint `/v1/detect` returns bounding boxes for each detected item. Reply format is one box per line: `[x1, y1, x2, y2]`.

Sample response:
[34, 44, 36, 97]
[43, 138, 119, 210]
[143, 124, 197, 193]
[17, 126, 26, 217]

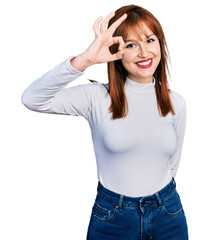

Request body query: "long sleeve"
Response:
[169, 99, 187, 178]
[21, 56, 99, 120]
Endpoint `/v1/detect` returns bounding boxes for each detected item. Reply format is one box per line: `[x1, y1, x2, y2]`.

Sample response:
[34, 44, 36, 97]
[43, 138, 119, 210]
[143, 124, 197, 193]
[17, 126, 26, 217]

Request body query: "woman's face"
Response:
[121, 23, 161, 84]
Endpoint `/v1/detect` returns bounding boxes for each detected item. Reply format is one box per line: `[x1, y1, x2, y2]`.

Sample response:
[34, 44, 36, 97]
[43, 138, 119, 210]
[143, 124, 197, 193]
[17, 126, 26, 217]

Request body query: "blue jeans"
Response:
[87, 178, 188, 240]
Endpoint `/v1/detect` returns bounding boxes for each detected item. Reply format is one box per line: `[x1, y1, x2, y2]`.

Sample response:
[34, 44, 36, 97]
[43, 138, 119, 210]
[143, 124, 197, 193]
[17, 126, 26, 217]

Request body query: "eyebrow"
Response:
[125, 34, 155, 42]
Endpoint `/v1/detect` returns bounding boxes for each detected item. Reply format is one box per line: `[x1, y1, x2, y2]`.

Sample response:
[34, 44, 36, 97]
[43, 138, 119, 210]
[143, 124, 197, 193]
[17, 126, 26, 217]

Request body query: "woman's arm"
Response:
[21, 55, 99, 120]
[170, 99, 187, 178]
[70, 52, 94, 72]
[21, 11, 127, 119]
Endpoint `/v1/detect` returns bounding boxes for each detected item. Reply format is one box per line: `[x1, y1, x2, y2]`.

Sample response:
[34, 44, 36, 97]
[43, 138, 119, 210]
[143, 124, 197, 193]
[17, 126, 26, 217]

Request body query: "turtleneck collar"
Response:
[125, 76, 156, 94]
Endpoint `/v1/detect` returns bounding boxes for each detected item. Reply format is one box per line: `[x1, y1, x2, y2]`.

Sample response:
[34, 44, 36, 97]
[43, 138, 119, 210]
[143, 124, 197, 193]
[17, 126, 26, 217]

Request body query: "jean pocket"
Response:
[161, 189, 183, 217]
[91, 195, 118, 222]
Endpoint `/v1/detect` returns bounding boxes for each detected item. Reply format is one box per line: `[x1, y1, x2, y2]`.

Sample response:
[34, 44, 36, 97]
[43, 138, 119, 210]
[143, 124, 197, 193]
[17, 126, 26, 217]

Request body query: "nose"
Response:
[138, 43, 149, 58]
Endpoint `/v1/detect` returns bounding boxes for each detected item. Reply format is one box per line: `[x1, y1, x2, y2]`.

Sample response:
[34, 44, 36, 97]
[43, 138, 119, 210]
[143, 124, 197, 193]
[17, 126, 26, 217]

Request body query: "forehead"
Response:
[125, 22, 154, 41]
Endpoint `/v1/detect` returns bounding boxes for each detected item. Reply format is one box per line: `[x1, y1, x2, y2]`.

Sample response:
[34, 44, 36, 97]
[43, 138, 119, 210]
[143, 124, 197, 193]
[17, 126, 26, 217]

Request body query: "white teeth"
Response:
[136, 59, 152, 66]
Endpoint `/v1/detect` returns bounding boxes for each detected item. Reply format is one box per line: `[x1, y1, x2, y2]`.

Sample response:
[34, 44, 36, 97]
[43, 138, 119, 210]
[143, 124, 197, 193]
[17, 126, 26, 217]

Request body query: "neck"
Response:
[125, 76, 156, 95]
[126, 75, 154, 84]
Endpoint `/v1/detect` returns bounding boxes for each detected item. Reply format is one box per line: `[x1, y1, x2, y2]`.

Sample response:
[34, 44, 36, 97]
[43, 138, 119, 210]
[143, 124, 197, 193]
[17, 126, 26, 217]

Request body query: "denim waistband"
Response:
[96, 177, 176, 212]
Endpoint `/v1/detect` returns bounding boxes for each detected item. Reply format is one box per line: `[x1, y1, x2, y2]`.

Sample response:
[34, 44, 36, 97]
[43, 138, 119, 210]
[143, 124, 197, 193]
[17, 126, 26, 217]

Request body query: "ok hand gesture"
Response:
[84, 12, 127, 64]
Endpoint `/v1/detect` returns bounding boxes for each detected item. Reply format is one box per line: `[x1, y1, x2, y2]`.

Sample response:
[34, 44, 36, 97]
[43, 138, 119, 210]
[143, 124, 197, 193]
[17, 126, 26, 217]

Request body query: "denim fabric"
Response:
[86, 178, 188, 240]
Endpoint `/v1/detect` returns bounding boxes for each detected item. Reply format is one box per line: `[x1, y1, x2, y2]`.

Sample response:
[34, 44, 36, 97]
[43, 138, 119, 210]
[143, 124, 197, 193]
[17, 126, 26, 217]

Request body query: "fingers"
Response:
[110, 36, 125, 61]
[110, 50, 125, 62]
[108, 13, 127, 35]
[93, 12, 127, 37]
[93, 16, 103, 36]
[100, 11, 115, 32]
[112, 36, 125, 50]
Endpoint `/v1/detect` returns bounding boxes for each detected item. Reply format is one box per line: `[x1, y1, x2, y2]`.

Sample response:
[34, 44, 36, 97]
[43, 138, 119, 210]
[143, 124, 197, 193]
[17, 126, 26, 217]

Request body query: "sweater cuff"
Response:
[65, 56, 86, 76]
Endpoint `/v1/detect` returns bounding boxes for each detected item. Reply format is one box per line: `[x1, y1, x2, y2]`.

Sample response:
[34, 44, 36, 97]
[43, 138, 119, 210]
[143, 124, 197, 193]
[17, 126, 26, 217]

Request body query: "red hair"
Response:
[105, 4, 175, 119]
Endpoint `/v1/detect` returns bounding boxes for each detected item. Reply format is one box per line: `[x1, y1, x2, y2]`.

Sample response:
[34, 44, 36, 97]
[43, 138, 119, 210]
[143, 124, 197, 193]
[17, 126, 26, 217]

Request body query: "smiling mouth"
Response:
[136, 58, 153, 69]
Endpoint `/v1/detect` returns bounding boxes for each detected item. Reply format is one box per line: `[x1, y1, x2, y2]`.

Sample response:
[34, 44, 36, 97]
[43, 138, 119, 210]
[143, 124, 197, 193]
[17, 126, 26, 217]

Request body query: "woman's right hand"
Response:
[85, 12, 127, 64]
[70, 12, 127, 72]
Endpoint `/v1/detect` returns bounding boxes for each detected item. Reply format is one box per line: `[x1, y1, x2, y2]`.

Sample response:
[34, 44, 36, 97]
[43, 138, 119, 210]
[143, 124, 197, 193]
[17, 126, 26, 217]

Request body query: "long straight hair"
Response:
[105, 4, 175, 119]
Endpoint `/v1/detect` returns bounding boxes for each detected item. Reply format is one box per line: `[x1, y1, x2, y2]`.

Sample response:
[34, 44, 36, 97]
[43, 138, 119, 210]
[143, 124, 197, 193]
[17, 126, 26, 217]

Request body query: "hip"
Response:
[86, 177, 189, 240]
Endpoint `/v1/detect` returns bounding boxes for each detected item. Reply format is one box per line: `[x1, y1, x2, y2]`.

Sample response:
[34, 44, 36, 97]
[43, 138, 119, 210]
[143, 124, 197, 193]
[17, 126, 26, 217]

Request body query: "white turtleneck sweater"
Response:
[21, 56, 187, 197]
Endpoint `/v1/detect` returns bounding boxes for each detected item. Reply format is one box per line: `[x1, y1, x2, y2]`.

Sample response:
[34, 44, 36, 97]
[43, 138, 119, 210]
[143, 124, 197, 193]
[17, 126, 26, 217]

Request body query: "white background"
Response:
[0, 0, 209, 239]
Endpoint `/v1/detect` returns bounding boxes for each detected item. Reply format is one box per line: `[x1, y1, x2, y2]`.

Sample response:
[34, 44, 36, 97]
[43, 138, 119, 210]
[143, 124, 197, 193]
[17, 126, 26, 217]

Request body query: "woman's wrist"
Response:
[70, 52, 95, 72]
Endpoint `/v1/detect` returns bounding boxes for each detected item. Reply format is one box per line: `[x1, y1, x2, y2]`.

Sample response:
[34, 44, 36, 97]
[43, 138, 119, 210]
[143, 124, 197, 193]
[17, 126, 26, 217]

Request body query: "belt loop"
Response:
[118, 195, 124, 210]
[172, 177, 176, 188]
[155, 192, 163, 206]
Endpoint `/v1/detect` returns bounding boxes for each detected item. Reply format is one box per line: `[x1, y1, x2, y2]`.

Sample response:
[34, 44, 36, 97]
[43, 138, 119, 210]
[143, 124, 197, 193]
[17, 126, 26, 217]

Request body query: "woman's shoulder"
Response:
[170, 89, 185, 102]
[169, 89, 186, 114]
[101, 82, 110, 92]
[87, 79, 110, 95]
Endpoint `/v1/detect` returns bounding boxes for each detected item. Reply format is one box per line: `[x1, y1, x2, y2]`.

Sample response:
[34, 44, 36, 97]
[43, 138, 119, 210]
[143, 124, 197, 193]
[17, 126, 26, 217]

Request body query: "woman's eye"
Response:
[147, 38, 155, 43]
[126, 43, 135, 48]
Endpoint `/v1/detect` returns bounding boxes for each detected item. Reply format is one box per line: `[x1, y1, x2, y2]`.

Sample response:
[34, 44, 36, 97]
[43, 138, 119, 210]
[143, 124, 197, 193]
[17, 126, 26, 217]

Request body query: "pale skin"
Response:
[70, 11, 161, 84]
[122, 26, 161, 84]
[70, 12, 127, 71]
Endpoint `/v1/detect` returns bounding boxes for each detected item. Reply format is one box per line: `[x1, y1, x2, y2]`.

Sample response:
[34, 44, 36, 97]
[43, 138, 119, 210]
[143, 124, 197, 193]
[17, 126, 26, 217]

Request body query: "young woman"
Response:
[21, 4, 189, 240]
